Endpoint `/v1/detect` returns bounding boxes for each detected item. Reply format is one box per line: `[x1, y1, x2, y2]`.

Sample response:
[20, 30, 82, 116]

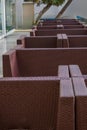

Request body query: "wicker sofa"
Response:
[17, 34, 87, 48]
[0, 76, 74, 130]
[17, 35, 63, 48]
[30, 29, 87, 36]
[3, 48, 87, 77]
[38, 20, 81, 26]
[33, 25, 85, 30]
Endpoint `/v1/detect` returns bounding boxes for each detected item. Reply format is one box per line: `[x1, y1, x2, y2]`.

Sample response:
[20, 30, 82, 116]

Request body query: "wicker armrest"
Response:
[57, 34, 62, 47]
[69, 65, 82, 77]
[17, 35, 26, 45]
[72, 77, 87, 130]
[3, 49, 20, 77]
[58, 65, 69, 78]
[62, 34, 69, 47]
[57, 79, 75, 130]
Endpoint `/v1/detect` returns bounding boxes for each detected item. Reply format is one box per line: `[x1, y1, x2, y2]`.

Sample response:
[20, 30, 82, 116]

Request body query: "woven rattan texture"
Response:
[0, 80, 59, 129]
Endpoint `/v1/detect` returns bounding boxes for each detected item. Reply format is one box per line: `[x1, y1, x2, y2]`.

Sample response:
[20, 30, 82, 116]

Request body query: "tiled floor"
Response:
[0, 31, 30, 77]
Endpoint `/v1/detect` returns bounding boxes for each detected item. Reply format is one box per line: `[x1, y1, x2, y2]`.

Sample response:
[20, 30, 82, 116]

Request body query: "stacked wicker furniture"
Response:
[1, 19, 87, 130]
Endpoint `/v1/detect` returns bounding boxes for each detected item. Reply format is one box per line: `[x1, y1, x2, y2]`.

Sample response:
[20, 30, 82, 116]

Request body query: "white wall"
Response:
[34, 3, 65, 20]
[35, 0, 87, 19]
[62, 0, 87, 18]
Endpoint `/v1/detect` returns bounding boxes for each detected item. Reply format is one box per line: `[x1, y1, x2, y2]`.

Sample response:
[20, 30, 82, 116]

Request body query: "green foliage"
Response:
[33, 0, 65, 6]
[33, 0, 66, 23]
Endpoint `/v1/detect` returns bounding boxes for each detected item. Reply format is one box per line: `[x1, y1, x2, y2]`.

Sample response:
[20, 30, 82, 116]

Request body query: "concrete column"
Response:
[1, 0, 6, 35]
[22, 2, 34, 29]
[15, 0, 23, 28]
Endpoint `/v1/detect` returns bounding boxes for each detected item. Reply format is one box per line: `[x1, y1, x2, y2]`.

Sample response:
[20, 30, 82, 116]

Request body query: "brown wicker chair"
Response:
[33, 25, 85, 30]
[38, 20, 81, 26]
[17, 35, 62, 48]
[17, 34, 87, 48]
[30, 29, 87, 36]
[3, 48, 87, 77]
[0, 77, 74, 130]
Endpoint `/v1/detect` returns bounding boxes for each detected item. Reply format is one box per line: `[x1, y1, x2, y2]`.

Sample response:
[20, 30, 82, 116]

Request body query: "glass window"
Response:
[0, 0, 2, 35]
[5, 0, 16, 32]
